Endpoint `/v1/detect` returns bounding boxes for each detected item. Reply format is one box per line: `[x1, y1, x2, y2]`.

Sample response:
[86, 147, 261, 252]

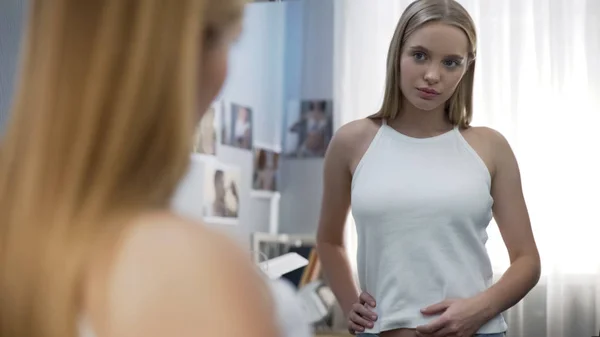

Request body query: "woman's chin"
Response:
[406, 97, 443, 112]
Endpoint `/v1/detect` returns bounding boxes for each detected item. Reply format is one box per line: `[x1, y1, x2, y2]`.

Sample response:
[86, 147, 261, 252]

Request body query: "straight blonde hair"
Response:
[372, 0, 477, 128]
[0, 1, 243, 336]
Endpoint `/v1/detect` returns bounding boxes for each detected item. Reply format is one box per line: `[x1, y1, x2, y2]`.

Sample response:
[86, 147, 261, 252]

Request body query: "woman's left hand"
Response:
[415, 297, 493, 337]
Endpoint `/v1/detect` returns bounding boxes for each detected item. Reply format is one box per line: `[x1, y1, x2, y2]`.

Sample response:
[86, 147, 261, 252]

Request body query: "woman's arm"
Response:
[477, 129, 541, 317]
[416, 128, 541, 337]
[316, 127, 360, 315]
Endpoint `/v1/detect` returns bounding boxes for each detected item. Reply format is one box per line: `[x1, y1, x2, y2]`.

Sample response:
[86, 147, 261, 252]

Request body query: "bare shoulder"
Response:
[98, 212, 278, 337]
[329, 118, 382, 173]
[109, 213, 251, 283]
[332, 118, 381, 143]
[461, 126, 515, 177]
[464, 126, 509, 144]
[116, 212, 242, 261]
[467, 126, 514, 157]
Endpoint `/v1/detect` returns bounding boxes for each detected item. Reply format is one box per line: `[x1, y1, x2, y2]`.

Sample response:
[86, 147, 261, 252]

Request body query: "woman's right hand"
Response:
[348, 291, 378, 335]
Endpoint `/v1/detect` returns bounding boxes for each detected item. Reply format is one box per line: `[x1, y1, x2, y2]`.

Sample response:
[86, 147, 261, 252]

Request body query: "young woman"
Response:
[316, 1, 541, 337]
[0, 1, 280, 337]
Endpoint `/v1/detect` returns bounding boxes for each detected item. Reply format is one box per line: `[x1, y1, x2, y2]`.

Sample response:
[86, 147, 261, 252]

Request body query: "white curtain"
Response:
[333, 1, 600, 336]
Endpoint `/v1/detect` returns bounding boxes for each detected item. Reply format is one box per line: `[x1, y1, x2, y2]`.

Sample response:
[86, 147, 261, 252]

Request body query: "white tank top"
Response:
[351, 119, 508, 334]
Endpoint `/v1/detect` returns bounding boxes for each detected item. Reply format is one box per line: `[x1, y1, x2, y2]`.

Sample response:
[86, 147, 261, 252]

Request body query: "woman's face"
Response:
[399, 21, 470, 112]
[197, 23, 242, 116]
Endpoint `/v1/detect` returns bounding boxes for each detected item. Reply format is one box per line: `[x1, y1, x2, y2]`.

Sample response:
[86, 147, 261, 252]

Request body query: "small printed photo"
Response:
[192, 101, 221, 155]
[252, 148, 280, 192]
[284, 100, 333, 158]
[221, 103, 253, 150]
[202, 160, 241, 225]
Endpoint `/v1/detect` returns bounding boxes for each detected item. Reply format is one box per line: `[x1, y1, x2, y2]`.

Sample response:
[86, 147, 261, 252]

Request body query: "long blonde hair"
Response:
[0, 1, 243, 336]
[372, 0, 477, 128]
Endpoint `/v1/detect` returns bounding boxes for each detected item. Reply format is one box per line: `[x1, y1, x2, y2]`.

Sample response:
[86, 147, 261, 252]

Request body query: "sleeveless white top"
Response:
[351, 120, 508, 334]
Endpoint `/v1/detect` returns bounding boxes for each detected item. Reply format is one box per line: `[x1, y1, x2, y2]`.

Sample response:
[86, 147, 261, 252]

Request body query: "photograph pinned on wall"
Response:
[192, 101, 221, 156]
[283, 100, 333, 158]
[252, 147, 280, 194]
[202, 160, 241, 226]
[221, 102, 253, 150]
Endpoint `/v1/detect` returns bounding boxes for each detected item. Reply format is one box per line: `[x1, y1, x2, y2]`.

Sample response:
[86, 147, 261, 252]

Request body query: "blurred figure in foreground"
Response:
[0, 1, 281, 337]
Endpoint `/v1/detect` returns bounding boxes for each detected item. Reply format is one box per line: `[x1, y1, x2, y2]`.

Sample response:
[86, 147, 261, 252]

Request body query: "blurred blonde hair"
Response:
[372, 0, 477, 128]
[0, 0, 243, 336]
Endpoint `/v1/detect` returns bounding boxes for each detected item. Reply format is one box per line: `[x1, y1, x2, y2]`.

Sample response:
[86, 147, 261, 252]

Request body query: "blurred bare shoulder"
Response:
[91, 212, 279, 337]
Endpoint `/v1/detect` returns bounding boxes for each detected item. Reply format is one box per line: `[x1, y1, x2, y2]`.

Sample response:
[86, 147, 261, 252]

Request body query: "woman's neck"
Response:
[388, 103, 452, 137]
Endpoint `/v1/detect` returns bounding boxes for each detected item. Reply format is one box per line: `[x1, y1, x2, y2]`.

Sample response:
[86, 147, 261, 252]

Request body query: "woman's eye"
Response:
[443, 59, 461, 68]
[413, 52, 427, 61]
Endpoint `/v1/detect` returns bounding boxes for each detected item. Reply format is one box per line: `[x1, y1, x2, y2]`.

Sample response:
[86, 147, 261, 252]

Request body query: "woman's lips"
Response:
[417, 87, 440, 99]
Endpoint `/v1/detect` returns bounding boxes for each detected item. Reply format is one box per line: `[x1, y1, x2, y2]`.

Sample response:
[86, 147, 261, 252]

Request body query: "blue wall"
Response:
[175, 2, 293, 245]
[279, 0, 334, 235]
[213, 0, 336, 240]
[215, 3, 288, 243]
[219, 3, 287, 150]
[0, 0, 27, 133]
[283, 1, 305, 105]
[175, 0, 335, 241]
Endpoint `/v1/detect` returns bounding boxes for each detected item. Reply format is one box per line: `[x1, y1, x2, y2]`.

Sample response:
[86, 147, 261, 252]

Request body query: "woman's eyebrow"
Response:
[407, 45, 465, 59]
